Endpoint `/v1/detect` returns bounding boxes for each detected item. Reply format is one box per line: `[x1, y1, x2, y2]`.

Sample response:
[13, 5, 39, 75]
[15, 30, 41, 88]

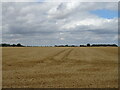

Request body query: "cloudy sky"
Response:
[2, 1, 118, 46]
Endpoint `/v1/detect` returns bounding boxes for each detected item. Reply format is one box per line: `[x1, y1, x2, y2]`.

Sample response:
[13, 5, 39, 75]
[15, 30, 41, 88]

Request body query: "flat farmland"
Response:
[2, 47, 118, 88]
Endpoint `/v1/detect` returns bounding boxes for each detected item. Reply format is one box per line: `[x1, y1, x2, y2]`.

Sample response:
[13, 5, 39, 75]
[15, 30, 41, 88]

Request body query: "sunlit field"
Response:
[2, 47, 118, 88]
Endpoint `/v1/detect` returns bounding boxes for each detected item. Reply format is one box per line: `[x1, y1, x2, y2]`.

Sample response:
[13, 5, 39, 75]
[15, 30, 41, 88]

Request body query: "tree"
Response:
[65, 45, 68, 47]
[12, 44, 16, 47]
[17, 43, 22, 47]
[87, 43, 90, 47]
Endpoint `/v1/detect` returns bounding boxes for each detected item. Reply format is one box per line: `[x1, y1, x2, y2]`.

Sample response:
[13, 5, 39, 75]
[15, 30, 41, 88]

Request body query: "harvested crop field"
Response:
[2, 47, 118, 88]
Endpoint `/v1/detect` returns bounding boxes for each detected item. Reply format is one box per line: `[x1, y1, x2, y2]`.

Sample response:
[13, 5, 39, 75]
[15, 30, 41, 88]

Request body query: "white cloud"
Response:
[2, 2, 118, 46]
[2, 0, 119, 2]
[2, 0, 36, 2]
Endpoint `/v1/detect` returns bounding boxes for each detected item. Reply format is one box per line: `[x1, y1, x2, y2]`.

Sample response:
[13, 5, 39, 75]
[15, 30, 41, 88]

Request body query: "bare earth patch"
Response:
[2, 47, 118, 88]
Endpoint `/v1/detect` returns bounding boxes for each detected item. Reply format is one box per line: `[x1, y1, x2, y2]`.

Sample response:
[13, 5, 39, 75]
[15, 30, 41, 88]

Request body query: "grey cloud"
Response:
[2, 2, 118, 45]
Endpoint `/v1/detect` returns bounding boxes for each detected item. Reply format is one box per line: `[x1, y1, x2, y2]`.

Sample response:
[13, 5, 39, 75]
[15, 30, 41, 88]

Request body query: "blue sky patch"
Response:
[91, 9, 118, 19]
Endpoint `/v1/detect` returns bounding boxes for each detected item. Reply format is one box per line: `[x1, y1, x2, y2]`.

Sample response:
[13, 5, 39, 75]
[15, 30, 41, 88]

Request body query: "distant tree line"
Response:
[0, 43, 118, 47]
[55, 43, 118, 47]
[55, 45, 78, 47]
[91, 44, 118, 47]
[0, 43, 24, 47]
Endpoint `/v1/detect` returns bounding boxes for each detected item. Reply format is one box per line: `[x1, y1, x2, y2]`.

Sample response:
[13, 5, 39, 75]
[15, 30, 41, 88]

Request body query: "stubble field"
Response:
[2, 47, 118, 88]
